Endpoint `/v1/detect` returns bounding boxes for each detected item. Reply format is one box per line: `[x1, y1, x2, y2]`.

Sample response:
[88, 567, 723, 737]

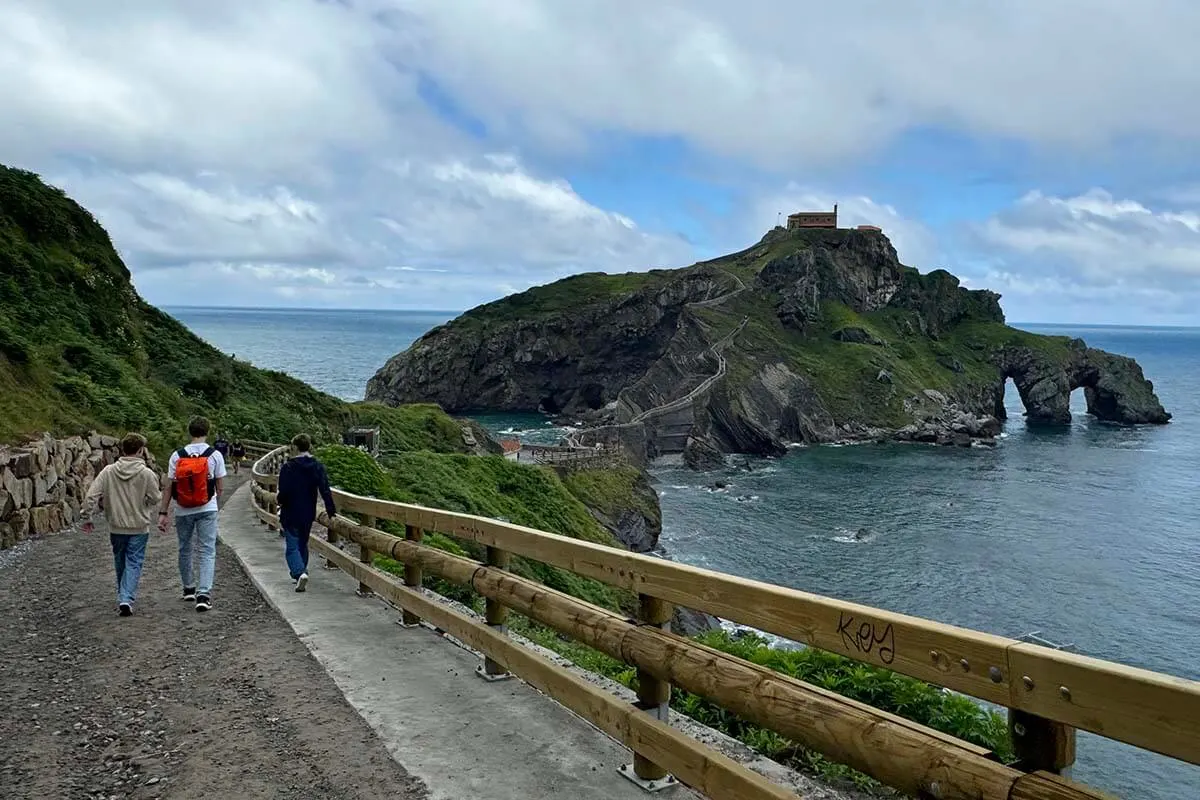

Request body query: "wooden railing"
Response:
[251, 445, 1198, 799]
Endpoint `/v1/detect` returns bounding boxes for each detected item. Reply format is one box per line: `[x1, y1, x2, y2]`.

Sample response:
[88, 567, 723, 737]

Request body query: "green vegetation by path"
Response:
[559, 466, 660, 528]
[349, 402, 491, 454]
[382, 452, 617, 546]
[318, 445, 632, 611]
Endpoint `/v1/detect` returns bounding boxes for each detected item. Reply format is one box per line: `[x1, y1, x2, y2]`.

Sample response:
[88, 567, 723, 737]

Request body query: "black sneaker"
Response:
[195, 595, 212, 612]
[118, 603, 133, 617]
[182, 587, 197, 602]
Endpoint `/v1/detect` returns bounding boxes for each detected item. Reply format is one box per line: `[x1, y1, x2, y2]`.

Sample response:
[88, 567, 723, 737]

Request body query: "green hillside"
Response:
[0, 165, 488, 457]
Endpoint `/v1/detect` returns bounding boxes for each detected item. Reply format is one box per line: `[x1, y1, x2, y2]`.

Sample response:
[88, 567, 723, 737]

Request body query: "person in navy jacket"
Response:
[276, 433, 337, 592]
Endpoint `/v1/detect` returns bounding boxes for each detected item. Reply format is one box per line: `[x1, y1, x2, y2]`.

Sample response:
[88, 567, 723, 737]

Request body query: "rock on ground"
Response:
[0, 475, 427, 800]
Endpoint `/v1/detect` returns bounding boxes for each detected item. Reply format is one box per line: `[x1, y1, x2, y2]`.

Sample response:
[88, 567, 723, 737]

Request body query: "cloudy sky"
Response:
[4, 0, 1200, 324]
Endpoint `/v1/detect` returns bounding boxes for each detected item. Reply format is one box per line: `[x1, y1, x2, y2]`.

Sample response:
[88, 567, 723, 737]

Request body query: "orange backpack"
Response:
[173, 447, 215, 508]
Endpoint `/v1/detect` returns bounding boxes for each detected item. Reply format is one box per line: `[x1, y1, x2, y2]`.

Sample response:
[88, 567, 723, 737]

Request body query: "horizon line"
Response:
[159, 305, 1200, 330]
[162, 304, 465, 314]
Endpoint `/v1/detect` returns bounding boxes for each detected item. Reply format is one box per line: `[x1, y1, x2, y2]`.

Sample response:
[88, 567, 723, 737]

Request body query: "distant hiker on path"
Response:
[81, 433, 162, 617]
[159, 416, 226, 612]
[214, 434, 230, 461]
[230, 439, 246, 474]
[276, 434, 336, 593]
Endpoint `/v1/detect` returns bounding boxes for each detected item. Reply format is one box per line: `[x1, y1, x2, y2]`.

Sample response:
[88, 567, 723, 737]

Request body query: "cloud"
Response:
[978, 189, 1200, 284]
[52, 153, 690, 308]
[393, 0, 1200, 167]
[0, 0, 696, 309]
[51, 170, 350, 268]
[0, 0, 401, 173]
[371, 154, 687, 270]
[968, 189, 1200, 322]
[7, 0, 1200, 322]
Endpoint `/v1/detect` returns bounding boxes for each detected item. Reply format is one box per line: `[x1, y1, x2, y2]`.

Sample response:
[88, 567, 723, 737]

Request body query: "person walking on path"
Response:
[158, 416, 226, 612]
[230, 439, 246, 474]
[276, 434, 337, 592]
[214, 433, 230, 462]
[81, 433, 162, 617]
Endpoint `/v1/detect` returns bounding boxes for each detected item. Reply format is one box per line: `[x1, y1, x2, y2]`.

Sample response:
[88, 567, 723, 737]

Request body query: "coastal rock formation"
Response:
[993, 342, 1170, 425]
[367, 270, 732, 415]
[895, 391, 1004, 447]
[756, 227, 907, 329]
[368, 226, 1170, 466]
[578, 470, 663, 553]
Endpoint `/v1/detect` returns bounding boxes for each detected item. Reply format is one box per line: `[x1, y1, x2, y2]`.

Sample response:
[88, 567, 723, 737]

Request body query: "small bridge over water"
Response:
[517, 443, 625, 470]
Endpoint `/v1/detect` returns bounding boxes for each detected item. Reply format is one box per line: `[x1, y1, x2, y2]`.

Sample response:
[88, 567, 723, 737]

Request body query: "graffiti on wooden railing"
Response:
[837, 612, 896, 665]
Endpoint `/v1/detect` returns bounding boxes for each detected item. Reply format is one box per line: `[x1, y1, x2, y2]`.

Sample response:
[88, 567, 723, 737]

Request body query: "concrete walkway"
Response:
[219, 482, 663, 800]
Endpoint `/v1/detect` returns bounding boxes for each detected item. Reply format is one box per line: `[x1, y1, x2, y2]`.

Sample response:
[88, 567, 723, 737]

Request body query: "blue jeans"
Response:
[283, 528, 310, 580]
[110, 534, 149, 605]
[176, 510, 218, 595]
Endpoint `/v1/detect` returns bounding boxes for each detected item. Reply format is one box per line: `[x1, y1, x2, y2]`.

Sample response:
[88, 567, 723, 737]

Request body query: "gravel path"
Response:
[0, 474, 428, 800]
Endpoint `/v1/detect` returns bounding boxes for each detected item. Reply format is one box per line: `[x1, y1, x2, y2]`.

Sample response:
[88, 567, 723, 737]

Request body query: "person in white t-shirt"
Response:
[158, 416, 227, 612]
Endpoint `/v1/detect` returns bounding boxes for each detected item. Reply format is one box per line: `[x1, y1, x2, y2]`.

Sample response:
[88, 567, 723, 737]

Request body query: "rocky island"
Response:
[368, 225, 1170, 467]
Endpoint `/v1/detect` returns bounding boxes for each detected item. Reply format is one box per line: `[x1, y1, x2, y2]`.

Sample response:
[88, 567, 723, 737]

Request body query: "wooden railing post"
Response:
[266, 454, 280, 532]
[357, 514, 375, 597]
[323, 510, 340, 571]
[476, 545, 512, 681]
[399, 525, 423, 627]
[1009, 709, 1077, 776]
[620, 593, 678, 791]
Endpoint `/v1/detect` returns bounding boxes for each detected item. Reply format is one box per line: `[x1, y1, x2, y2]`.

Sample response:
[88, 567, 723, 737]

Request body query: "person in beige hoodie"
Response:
[81, 433, 162, 617]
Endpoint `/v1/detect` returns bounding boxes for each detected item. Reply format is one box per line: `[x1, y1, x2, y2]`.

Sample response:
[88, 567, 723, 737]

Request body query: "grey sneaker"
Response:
[295, 573, 308, 593]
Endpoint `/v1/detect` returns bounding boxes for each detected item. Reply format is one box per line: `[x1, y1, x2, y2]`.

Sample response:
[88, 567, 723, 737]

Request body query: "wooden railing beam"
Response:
[318, 514, 1103, 800]
[313, 537, 798, 800]
[324, 488, 1200, 765]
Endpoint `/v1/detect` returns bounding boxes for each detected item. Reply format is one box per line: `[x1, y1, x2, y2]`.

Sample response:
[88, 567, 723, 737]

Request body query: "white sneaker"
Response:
[295, 573, 308, 593]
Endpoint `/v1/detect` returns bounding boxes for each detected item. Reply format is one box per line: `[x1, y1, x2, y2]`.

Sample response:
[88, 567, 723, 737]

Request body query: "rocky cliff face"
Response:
[757, 227, 909, 327]
[367, 270, 733, 415]
[369, 227, 1170, 465]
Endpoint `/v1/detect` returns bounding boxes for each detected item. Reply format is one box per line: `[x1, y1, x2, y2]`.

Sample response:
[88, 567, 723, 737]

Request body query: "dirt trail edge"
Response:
[0, 472, 428, 800]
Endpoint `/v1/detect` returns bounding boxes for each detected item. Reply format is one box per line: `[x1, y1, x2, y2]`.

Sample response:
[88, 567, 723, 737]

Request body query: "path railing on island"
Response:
[250, 444, 1198, 800]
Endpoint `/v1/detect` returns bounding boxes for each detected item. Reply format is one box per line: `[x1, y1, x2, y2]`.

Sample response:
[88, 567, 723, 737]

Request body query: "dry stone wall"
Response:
[0, 432, 139, 549]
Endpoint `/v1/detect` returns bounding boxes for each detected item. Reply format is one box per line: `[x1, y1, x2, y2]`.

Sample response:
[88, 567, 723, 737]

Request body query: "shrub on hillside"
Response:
[0, 318, 31, 364]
